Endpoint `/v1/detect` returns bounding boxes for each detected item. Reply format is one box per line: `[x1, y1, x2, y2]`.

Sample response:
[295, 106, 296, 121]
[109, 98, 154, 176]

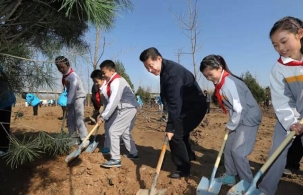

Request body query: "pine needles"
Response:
[2, 131, 72, 169]
[4, 133, 42, 169]
[38, 131, 72, 156]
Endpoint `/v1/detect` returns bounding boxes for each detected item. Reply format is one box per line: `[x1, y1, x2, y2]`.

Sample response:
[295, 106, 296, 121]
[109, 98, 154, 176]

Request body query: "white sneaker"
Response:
[260, 192, 267, 195]
[283, 168, 292, 175]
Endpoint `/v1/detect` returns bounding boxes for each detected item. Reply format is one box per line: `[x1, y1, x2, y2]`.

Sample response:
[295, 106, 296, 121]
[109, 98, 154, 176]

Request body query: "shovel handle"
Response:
[244, 119, 303, 195]
[259, 118, 303, 174]
[60, 111, 67, 132]
[81, 124, 99, 144]
[155, 136, 169, 174]
[210, 129, 229, 180]
[150, 136, 168, 191]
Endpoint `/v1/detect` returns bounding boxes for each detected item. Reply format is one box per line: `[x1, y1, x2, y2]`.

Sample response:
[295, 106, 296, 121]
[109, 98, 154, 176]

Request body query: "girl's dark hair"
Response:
[199, 55, 242, 81]
[270, 16, 303, 54]
[200, 55, 242, 104]
[55, 56, 70, 66]
[139, 47, 162, 62]
[90, 69, 104, 79]
[99, 60, 116, 70]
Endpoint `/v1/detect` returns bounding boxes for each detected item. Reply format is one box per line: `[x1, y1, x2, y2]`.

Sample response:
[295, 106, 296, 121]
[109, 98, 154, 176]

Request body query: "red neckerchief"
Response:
[62, 68, 74, 86]
[214, 70, 230, 114]
[278, 57, 303, 66]
[95, 86, 101, 109]
[106, 73, 121, 98]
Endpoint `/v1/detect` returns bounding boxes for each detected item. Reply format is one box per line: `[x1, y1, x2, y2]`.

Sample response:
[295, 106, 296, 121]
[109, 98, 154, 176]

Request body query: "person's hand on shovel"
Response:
[97, 115, 104, 125]
[290, 122, 303, 135]
[166, 132, 174, 141]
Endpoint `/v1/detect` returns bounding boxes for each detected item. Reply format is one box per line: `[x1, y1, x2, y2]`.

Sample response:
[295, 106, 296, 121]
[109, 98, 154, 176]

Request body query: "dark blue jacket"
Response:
[0, 65, 16, 109]
[160, 59, 206, 133]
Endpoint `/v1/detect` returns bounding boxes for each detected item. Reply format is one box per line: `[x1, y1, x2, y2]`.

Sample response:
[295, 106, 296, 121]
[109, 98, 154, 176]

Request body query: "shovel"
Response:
[196, 129, 229, 195]
[136, 136, 169, 195]
[227, 119, 303, 195]
[85, 125, 100, 153]
[65, 124, 99, 163]
[60, 111, 67, 132]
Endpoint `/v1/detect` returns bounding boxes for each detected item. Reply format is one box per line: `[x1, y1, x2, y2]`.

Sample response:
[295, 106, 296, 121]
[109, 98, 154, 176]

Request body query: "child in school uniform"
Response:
[0, 65, 16, 155]
[97, 60, 139, 168]
[55, 56, 89, 148]
[200, 54, 262, 186]
[22, 92, 41, 116]
[90, 69, 111, 155]
[257, 16, 303, 195]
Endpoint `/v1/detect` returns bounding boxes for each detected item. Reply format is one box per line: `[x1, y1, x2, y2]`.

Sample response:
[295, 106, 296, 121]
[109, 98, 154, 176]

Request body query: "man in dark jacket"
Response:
[139, 47, 207, 178]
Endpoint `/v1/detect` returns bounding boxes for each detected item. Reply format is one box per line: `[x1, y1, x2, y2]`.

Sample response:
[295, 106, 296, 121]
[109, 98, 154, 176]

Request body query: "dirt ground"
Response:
[0, 105, 302, 195]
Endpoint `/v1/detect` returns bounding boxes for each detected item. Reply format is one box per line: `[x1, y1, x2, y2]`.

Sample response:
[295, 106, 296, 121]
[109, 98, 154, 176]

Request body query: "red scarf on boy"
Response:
[62, 68, 74, 86]
[106, 73, 121, 98]
[278, 57, 303, 66]
[95, 87, 101, 109]
[214, 70, 230, 114]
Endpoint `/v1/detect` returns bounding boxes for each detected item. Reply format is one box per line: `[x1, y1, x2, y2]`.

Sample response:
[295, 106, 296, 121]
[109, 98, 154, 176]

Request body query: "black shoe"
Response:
[168, 171, 190, 179]
[190, 152, 196, 161]
[123, 153, 139, 160]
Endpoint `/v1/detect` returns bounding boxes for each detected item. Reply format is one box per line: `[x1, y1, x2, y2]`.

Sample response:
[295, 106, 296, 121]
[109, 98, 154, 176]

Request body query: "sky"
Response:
[72, 0, 303, 93]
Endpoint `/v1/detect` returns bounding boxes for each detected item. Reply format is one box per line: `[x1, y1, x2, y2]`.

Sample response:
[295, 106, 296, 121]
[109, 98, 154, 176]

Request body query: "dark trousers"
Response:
[61, 106, 66, 118]
[169, 102, 207, 173]
[206, 102, 210, 113]
[0, 106, 12, 152]
[286, 134, 303, 170]
[33, 105, 38, 115]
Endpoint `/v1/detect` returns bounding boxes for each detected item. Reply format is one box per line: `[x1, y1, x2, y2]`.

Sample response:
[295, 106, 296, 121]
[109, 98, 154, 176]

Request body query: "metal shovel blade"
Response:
[196, 176, 222, 195]
[85, 141, 99, 153]
[65, 145, 82, 163]
[227, 180, 257, 195]
[136, 188, 167, 195]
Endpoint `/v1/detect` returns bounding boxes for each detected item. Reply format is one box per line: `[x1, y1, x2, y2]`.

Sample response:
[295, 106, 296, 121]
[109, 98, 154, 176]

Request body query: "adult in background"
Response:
[139, 47, 207, 178]
[0, 65, 16, 155]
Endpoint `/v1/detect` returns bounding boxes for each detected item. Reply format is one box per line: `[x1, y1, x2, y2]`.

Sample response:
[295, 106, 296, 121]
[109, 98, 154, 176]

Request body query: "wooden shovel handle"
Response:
[60, 111, 67, 132]
[155, 136, 169, 174]
[214, 129, 229, 168]
[81, 124, 99, 144]
[260, 118, 303, 173]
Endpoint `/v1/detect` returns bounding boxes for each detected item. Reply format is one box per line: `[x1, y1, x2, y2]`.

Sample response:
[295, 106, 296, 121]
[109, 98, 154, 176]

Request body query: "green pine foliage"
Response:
[115, 60, 134, 90]
[3, 132, 72, 169]
[136, 86, 151, 103]
[4, 134, 43, 169]
[241, 71, 265, 104]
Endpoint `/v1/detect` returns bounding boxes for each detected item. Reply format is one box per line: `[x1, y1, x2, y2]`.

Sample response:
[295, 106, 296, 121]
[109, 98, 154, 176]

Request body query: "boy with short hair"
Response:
[90, 69, 110, 154]
[97, 60, 139, 168]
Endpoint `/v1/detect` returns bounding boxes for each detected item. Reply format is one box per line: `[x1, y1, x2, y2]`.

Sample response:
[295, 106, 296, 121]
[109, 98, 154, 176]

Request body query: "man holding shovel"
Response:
[139, 47, 207, 178]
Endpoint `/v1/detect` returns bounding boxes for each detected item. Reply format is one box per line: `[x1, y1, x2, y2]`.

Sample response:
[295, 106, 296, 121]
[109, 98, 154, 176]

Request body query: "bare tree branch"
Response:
[172, 0, 202, 81]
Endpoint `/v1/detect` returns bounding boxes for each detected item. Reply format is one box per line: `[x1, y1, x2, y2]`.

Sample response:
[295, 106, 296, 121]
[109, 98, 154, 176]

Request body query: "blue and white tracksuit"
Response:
[259, 56, 303, 195]
[219, 71, 262, 183]
[63, 68, 88, 140]
[100, 73, 139, 160]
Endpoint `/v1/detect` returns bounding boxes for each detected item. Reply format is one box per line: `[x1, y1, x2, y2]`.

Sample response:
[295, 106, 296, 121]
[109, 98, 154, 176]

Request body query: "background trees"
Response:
[0, 0, 132, 93]
[241, 71, 266, 104]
